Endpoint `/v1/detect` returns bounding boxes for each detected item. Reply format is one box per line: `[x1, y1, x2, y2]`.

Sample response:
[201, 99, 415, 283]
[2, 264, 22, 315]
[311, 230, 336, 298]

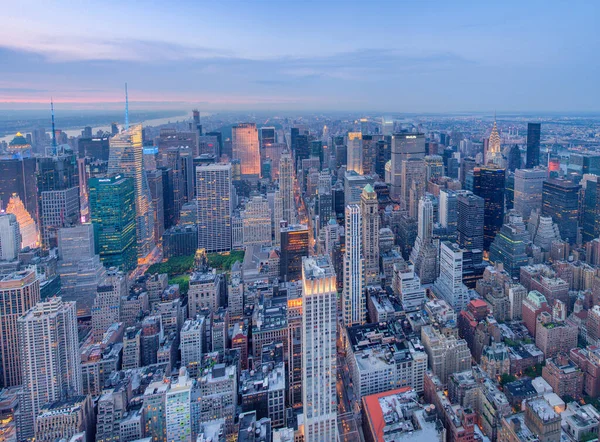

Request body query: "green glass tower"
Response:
[88, 174, 137, 271]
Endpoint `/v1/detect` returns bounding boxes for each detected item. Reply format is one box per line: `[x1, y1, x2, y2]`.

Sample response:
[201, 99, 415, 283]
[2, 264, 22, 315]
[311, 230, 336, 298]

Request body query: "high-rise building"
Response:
[514, 168, 546, 221]
[361, 184, 380, 285]
[17, 297, 82, 440]
[526, 123, 541, 169]
[0, 269, 39, 388]
[279, 151, 296, 225]
[470, 166, 506, 251]
[196, 163, 233, 252]
[301, 256, 338, 442]
[582, 175, 600, 244]
[457, 190, 485, 270]
[166, 368, 193, 442]
[146, 169, 165, 244]
[439, 189, 458, 239]
[108, 124, 155, 259]
[259, 126, 276, 148]
[5, 194, 38, 249]
[409, 196, 439, 285]
[489, 211, 530, 280]
[280, 224, 309, 282]
[37, 150, 80, 249]
[542, 178, 580, 244]
[57, 224, 106, 317]
[91, 269, 127, 341]
[0, 157, 38, 227]
[347, 132, 363, 174]
[433, 242, 470, 311]
[485, 120, 502, 166]
[232, 123, 260, 179]
[88, 175, 138, 271]
[242, 196, 272, 247]
[343, 204, 365, 326]
[401, 158, 426, 214]
[0, 213, 21, 261]
[390, 133, 426, 201]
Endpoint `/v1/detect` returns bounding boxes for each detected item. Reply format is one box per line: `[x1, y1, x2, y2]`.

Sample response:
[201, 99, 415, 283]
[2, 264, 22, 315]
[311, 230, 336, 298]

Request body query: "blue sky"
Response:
[0, 0, 598, 111]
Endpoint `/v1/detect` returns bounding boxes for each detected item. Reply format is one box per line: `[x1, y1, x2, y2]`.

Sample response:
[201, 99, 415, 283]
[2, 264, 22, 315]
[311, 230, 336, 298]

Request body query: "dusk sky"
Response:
[1, 0, 598, 112]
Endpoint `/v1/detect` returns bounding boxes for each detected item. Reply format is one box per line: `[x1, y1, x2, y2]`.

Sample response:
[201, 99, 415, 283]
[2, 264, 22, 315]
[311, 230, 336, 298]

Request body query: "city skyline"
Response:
[1, 1, 598, 112]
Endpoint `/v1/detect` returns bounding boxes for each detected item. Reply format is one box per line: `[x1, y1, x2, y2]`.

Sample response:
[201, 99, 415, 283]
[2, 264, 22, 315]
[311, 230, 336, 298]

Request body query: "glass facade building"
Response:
[542, 178, 581, 244]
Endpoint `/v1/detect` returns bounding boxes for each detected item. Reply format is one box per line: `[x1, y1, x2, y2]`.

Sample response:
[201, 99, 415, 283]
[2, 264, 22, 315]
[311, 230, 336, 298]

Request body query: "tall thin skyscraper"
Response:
[108, 124, 155, 259]
[542, 178, 580, 244]
[346, 131, 363, 174]
[0, 213, 21, 261]
[526, 123, 541, 169]
[17, 297, 82, 440]
[485, 120, 502, 166]
[6, 194, 39, 249]
[301, 256, 338, 442]
[471, 166, 506, 251]
[196, 163, 233, 252]
[0, 270, 40, 388]
[360, 184, 380, 285]
[232, 123, 260, 179]
[343, 204, 365, 326]
[279, 151, 296, 225]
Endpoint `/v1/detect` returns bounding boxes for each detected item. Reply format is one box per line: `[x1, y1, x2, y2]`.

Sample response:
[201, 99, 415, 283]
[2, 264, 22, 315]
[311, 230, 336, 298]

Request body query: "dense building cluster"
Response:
[0, 107, 600, 442]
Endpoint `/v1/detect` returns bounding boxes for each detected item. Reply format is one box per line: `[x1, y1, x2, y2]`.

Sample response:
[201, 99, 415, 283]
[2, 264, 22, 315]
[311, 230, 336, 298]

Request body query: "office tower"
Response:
[144, 380, 169, 441]
[57, 224, 106, 317]
[514, 168, 546, 220]
[232, 123, 260, 179]
[166, 147, 194, 217]
[91, 269, 127, 341]
[260, 126, 276, 148]
[401, 158, 426, 214]
[582, 175, 600, 244]
[280, 224, 309, 282]
[156, 128, 197, 164]
[347, 132, 363, 174]
[5, 194, 38, 249]
[158, 167, 176, 230]
[485, 120, 502, 166]
[108, 123, 155, 259]
[542, 178, 581, 244]
[375, 137, 391, 178]
[37, 150, 80, 249]
[166, 368, 193, 442]
[146, 169, 165, 243]
[424, 155, 444, 181]
[439, 189, 458, 238]
[88, 175, 138, 271]
[505, 171, 514, 211]
[529, 210, 562, 252]
[242, 196, 272, 247]
[361, 184, 380, 285]
[0, 270, 40, 388]
[78, 136, 110, 161]
[0, 213, 20, 261]
[35, 395, 94, 442]
[17, 297, 82, 440]
[196, 163, 233, 252]
[489, 211, 530, 279]
[421, 325, 471, 383]
[180, 317, 205, 369]
[294, 134, 310, 167]
[507, 145, 522, 171]
[390, 133, 426, 201]
[360, 134, 380, 175]
[433, 242, 470, 311]
[409, 196, 439, 284]
[393, 260, 426, 311]
[568, 153, 600, 179]
[318, 190, 333, 230]
[457, 190, 485, 271]
[343, 204, 365, 326]
[0, 157, 38, 226]
[301, 256, 338, 442]
[471, 166, 506, 251]
[344, 170, 374, 206]
[122, 327, 141, 369]
[526, 123, 541, 169]
[279, 151, 296, 225]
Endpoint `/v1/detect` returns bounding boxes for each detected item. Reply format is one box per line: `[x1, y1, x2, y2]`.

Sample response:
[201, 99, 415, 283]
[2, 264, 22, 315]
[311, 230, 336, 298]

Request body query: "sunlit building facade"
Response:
[232, 123, 260, 179]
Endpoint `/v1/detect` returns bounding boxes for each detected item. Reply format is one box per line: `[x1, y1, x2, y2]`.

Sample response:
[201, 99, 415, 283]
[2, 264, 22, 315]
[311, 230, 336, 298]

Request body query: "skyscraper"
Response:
[343, 204, 365, 326]
[433, 242, 470, 311]
[526, 123, 541, 169]
[390, 133, 426, 201]
[581, 175, 600, 244]
[514, 168, 546, 221]
[470, 166, 506, 251]
[0, 213, 21, 261]
[17, 297, 82, 440]
[0, 269, 40, 388]
[409, 196, 440, 284]
[242, 196, 272, 246]
[301, 256, 338, 442]
[0, 157, 38, 228]
[6, 194, 39, 249]
[37, 149, 80, 249]
[456, 190, 485, 273]
[361, 184, 380, 285]
[196, 163, 233, 252]
[88, 175, 138, 271]
[439, 189, 458, 239]
[108, 124, 155, 259]
[57, 224, 106, 317]
[232, 123, 260, 179]
[542, 178, 580, 244]
[485, 120, 502, 166]
[280, 224, 309, 282]
[347, 131, 363, 174]
[165, 368, 193, 442]
[489, 211, 530, 279]
[259, 126, 276, 148]
[279, 151, 296, 225]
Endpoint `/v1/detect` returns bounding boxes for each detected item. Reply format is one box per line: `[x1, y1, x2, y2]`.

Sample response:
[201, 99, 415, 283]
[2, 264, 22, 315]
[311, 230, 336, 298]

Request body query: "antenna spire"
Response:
[51, 98, 57, 149]
[125, 83, 129, 131]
